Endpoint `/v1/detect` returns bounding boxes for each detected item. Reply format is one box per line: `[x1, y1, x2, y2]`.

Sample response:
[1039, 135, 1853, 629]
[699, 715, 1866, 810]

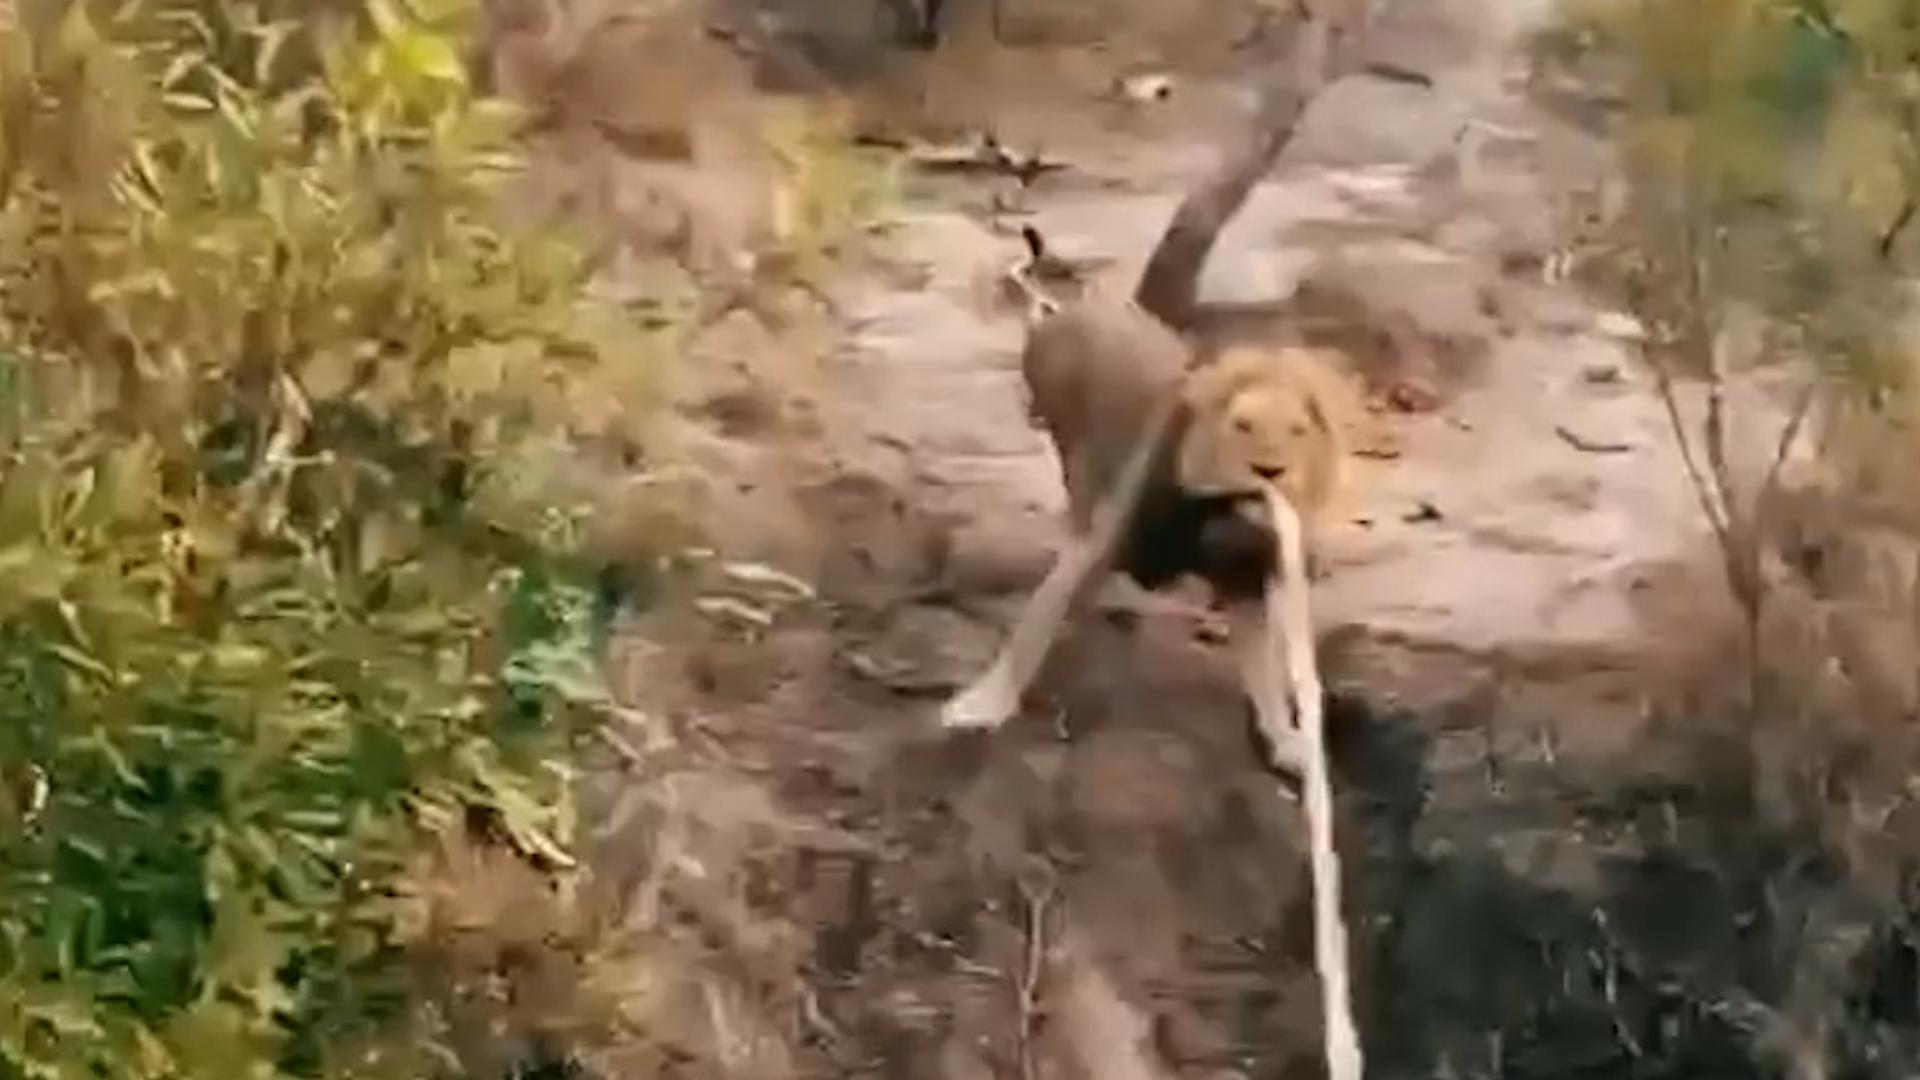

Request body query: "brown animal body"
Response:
[1021, 301, 1343, 603]
[950, 285, 1361, 765]
[940, 7, 1375, 774]
[945, 286, 1359, 770]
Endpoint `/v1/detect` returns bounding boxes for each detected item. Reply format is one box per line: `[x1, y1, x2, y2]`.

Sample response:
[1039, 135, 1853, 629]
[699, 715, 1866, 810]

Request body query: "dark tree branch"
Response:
[1877, 194, 1915, 262]
[1133, 0, 1379, 331]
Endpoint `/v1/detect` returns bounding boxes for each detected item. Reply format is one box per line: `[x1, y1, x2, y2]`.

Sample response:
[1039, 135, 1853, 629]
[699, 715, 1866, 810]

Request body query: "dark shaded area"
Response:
[1333, 693, 1920, 1080]
[763, 569, 1920, 1078]
[1123, 486, 1278, 603]
[706, 0, 969, 88]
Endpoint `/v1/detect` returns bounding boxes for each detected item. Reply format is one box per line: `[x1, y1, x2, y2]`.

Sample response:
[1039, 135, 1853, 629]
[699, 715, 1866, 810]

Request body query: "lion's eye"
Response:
[1233, 416, 1255, 434]
[1290, 423, 1309, 437]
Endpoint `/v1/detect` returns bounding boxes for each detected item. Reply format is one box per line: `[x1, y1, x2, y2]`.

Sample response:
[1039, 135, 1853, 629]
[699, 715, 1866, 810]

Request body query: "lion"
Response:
[939, 8, 1377, 777]
[942, 292, 1362, 776]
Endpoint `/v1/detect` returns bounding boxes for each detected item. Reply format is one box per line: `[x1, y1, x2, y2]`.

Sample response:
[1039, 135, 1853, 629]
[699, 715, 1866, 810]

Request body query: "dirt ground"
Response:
[495, 1, 1843, 1076]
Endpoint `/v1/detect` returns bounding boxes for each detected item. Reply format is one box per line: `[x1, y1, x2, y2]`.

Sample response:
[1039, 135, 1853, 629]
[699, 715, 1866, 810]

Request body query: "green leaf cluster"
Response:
[0, 0, 665, 1076]
[760, 98, 898, 283]
[1568, 0, 1920, 392]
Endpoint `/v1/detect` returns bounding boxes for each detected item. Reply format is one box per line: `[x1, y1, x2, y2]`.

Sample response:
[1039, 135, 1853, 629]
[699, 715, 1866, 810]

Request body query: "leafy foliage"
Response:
[1565, 0, 1920, 384]
[0, 0, 664, 1075]
[760, 98, 899, 283]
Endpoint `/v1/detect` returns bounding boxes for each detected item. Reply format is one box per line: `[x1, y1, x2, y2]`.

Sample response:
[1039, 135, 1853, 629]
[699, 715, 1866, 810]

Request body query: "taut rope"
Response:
[1260, 484, 1362, 1080]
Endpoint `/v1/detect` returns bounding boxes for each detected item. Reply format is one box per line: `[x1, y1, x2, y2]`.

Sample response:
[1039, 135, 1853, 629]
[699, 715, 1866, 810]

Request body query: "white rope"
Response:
[1262, 484, 1363, 1080]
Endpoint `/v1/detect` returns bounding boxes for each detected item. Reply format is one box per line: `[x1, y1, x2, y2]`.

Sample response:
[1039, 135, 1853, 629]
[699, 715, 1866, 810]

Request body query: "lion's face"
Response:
[1175, 347, 1353, 511]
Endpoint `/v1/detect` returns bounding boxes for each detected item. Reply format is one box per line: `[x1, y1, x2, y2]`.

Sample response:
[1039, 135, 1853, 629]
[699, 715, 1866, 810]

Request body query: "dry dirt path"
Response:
[579, 1, 1788, 1075]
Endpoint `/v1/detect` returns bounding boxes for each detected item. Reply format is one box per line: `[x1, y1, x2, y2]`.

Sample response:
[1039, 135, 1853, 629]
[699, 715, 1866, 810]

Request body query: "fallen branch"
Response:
[1361, 60, 1434, 87]
[1879, 195, 1916, 262]
[1261, 486, 1363, 1080]
[1014, 867, 1057, 1080]
[1554, 423, 1634, 454]
[906, 134, 1070, 186]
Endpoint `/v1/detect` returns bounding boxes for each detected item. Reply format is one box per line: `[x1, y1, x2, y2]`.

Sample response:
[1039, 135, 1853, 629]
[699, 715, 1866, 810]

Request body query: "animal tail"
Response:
[1132, 2, 1379, 332]
[999, 230, 1062, 326]
[1020, 223, 1048, 264]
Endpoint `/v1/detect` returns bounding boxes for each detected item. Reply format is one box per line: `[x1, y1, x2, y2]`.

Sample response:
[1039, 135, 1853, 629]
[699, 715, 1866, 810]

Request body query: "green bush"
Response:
[0, 0, 662, 1075]
[760, 97, 900, 284]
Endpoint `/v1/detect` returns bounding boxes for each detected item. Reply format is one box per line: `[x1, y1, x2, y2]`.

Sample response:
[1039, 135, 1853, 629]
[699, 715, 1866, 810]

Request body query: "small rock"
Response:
[1499, 250, 1545, 278]
[1593, 310, 1645, 341]
[1582, 363, 1623, 386]
[1386, 379, 1443, 414]
[1404, 501, 1444, 524]
[1476, 286, 1504, 322]
[595, 122, 695, 162]
[1115, 72, 1175, 103]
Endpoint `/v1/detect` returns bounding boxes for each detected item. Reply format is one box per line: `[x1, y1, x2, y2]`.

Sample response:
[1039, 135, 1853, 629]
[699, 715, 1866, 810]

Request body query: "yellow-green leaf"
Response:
[365, 0, 404, 39]
[53, 2, 101, 64]
[45, 643, 112, 684]
[161, 91, 214, 114]
[387, 24, 465, 86]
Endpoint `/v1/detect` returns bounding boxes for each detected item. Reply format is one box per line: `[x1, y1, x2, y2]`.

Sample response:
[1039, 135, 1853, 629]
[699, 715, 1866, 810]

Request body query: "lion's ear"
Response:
[1294, 348, 1359, 436]
[1181, 360, 1237, 412]
[1304, 388, 1332, 433]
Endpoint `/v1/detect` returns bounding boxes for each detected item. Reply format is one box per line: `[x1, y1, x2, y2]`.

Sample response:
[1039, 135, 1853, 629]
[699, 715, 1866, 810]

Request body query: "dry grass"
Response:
[378, 599, 850, 1079]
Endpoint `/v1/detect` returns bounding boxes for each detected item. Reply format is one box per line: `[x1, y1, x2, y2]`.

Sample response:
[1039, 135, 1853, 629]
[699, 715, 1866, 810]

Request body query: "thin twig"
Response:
[1647, 349, 1735, 554]
[1911, 566, 1920, 722]
[1014, 870, 1057, 1080]
[1001, 257, 1063, 325]
[1702, 339, 1750, 604]
[1263, 487, 1363, 1080]
[1554, 424, 1634, 454]
[1879, 195, 1916, 262]
[1752, 378, 1819, 536]
[1740, 378, 1819, 700]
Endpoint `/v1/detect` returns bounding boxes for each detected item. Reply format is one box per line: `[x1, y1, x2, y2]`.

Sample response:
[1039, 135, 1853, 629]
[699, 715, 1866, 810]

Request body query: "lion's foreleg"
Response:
[940, 406, 1175, 730]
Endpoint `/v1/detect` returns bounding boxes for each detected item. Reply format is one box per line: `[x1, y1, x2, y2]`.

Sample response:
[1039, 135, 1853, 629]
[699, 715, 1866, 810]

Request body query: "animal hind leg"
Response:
[942, 412, 1173, 730]
[940, 526, 1117, 728]
[1059, 441, 1098, 535]
[1225, 598, 1305, 777]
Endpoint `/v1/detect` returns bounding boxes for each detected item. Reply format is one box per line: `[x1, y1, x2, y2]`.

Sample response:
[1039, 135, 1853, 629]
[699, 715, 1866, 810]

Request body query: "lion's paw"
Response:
[940, 671, 1021, 730]
[1241, 695, 1307, 778]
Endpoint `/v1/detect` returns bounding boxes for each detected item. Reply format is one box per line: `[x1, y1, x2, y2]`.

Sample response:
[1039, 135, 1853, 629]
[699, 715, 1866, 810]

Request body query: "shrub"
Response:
[1538, 0, 1920, 1072]
[0, 0, 663, 1075]
[760, 97, 900, 285]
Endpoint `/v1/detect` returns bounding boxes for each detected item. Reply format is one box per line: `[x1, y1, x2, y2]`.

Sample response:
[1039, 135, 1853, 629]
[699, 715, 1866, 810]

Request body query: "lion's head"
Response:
[1175, 345, 1359, 514]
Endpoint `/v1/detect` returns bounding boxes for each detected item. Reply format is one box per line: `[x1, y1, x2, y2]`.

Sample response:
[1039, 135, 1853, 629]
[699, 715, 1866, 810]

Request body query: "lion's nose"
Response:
[1253, 464, 1286, 480]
